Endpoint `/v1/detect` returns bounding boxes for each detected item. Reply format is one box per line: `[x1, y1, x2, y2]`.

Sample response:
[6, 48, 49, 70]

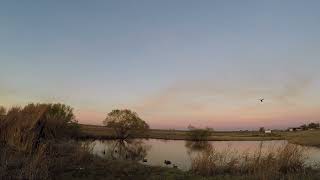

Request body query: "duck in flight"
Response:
[259, 98, 264, 102]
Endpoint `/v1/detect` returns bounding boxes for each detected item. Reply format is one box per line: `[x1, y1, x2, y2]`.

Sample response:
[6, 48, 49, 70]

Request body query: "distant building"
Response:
[265, 130, 272, 134]
[288, 127, 303, 132]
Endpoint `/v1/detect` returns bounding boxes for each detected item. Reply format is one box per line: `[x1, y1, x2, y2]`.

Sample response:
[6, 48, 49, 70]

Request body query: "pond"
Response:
[84, 139, 320, 171]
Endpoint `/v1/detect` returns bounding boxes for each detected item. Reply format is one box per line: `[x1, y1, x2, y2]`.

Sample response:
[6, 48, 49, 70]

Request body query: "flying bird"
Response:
[259, 98, 264, 103]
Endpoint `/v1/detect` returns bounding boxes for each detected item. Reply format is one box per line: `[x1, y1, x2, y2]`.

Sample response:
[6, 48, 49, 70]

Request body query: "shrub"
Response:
[0, 103, 79, 153]
[300, 124, 308, 130]
[308, 122, 320, 129]
[187, 128, 212, 141]
[0, 141, 92, 180]
[259, 127, 265, 133]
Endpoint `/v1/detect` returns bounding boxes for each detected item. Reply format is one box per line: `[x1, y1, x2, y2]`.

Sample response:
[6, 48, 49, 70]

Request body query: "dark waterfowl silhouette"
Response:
[164, 160, 171, 165]
[259, 98, 264, 102]
[143, 158, 148, 162]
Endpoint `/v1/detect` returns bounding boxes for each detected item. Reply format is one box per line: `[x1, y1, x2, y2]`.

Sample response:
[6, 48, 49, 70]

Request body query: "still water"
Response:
[85, 139, 320, 171]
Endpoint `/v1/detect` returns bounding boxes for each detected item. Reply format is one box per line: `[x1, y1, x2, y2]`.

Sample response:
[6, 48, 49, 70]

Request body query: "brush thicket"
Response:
[0, 103, 79, 153]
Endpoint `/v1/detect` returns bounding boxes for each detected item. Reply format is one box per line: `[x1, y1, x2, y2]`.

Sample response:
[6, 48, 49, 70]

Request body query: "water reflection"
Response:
[185, 141, 212, 154]
[93, 139, 151, 161]
[86, 139, 320, 171]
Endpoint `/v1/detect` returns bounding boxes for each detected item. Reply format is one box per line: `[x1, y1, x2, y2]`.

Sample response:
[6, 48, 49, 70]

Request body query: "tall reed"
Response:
[191, 142, 310, 179]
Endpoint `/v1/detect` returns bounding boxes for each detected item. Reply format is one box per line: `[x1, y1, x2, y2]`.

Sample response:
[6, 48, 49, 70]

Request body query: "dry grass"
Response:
[0, 140, 93, 180]
[190, 142, 315, 179]
[282, 130, 320, 147]
[0, 103, 79, 153]
[0, 103, 84, 179]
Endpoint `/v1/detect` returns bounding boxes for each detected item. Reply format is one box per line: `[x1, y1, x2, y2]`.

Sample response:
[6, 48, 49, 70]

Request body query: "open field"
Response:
[281, 130, 320, 147]
[79, 124, 320, 147]
[79, 124, 283, 141]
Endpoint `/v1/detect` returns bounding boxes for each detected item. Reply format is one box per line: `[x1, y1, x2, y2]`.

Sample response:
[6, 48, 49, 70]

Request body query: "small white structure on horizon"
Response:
[265, 130, 272, 134]
[288, 128, 303, 132]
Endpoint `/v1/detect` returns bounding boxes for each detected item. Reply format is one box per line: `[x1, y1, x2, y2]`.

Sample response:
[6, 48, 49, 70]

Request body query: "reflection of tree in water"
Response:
[104, 139, 151, 161]
[185, 141, 212, 154]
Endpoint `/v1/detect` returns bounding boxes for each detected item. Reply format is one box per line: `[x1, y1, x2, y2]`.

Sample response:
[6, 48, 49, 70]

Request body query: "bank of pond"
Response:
[84, 139, 320, 171]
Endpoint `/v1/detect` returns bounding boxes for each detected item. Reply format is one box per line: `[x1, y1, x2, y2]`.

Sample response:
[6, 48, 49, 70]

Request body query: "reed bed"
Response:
[190, 142, 316, 179]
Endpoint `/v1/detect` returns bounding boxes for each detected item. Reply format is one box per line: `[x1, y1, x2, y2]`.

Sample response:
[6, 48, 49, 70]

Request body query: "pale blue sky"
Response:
[1, 1, 320, 129]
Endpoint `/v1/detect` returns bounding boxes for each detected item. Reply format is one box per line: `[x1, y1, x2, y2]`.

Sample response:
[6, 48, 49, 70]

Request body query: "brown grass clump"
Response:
[190, 145, 239, 175]
[0, 103, 79, 153]
[0, 106, 5, 116]
[0, 140, 93, 180]
[0, 103, 83, 179]
[191, 142, 311, 179]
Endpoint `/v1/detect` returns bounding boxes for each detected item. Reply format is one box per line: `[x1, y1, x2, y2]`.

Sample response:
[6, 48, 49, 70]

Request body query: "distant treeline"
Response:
[288, 122, 320, 131]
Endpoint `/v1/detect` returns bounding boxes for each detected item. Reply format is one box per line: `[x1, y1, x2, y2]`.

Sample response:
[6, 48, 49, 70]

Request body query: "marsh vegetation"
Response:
[190, 143, 315, 179]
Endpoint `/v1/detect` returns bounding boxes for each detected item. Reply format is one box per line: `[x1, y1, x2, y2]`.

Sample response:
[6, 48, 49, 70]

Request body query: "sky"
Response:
[1, 0, 320, 130]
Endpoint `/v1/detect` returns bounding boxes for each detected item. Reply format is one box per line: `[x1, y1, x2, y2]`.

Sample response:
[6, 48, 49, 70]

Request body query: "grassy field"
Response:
[79, 124, 320, 147]
[281, 130, 320, 147]
[79, 124, 282, 141]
